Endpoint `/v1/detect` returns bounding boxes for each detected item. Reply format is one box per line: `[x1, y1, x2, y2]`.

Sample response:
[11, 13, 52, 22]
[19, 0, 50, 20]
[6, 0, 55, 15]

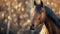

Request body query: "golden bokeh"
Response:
[0, 0, 60, 34]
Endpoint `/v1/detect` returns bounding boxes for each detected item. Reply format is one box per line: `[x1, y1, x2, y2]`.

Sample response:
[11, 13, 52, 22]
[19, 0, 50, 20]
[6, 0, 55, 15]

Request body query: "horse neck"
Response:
[45, 16, 60, 34]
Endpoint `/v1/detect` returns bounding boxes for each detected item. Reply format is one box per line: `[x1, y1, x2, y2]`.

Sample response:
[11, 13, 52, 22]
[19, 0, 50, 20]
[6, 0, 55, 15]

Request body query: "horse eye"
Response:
[38, 18, 40, 20]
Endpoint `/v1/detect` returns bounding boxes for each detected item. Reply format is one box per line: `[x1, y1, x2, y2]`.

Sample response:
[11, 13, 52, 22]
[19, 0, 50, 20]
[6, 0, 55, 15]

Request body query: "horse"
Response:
[30, 1, 60, 34]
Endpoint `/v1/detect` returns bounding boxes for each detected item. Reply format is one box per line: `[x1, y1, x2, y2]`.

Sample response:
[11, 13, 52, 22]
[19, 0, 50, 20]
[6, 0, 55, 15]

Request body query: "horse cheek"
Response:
[40, 12, 46, 23]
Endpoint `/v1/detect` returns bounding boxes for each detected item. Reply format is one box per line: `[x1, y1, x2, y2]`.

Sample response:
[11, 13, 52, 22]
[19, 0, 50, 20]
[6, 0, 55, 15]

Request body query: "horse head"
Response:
[33, 0, 45, 27]
[30, 0, 46, 30]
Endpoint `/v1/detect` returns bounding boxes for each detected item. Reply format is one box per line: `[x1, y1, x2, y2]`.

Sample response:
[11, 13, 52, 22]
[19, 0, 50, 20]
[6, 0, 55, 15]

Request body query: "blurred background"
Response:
[0, 0, 60, 34]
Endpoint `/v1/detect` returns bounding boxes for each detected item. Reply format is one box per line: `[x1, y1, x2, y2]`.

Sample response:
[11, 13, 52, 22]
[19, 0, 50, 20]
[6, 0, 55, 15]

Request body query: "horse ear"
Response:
[34, 0, 43, 7]
[34, 1, 37, 6]
[40, 1, 43, 7]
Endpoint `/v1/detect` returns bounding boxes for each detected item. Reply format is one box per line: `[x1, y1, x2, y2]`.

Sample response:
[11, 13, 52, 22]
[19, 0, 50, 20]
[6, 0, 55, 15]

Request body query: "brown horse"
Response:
[30, 1, 60, 34]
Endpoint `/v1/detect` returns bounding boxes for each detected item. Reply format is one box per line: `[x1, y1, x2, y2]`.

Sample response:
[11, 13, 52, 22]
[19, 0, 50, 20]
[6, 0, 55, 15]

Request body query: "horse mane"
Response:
[45, 6, 60, 28]
[44, 6, 60, 34]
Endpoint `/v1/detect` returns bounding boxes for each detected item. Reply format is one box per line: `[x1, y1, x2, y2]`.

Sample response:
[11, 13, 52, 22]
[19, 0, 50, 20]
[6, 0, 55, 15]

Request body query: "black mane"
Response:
[44, 6, 60, 28]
